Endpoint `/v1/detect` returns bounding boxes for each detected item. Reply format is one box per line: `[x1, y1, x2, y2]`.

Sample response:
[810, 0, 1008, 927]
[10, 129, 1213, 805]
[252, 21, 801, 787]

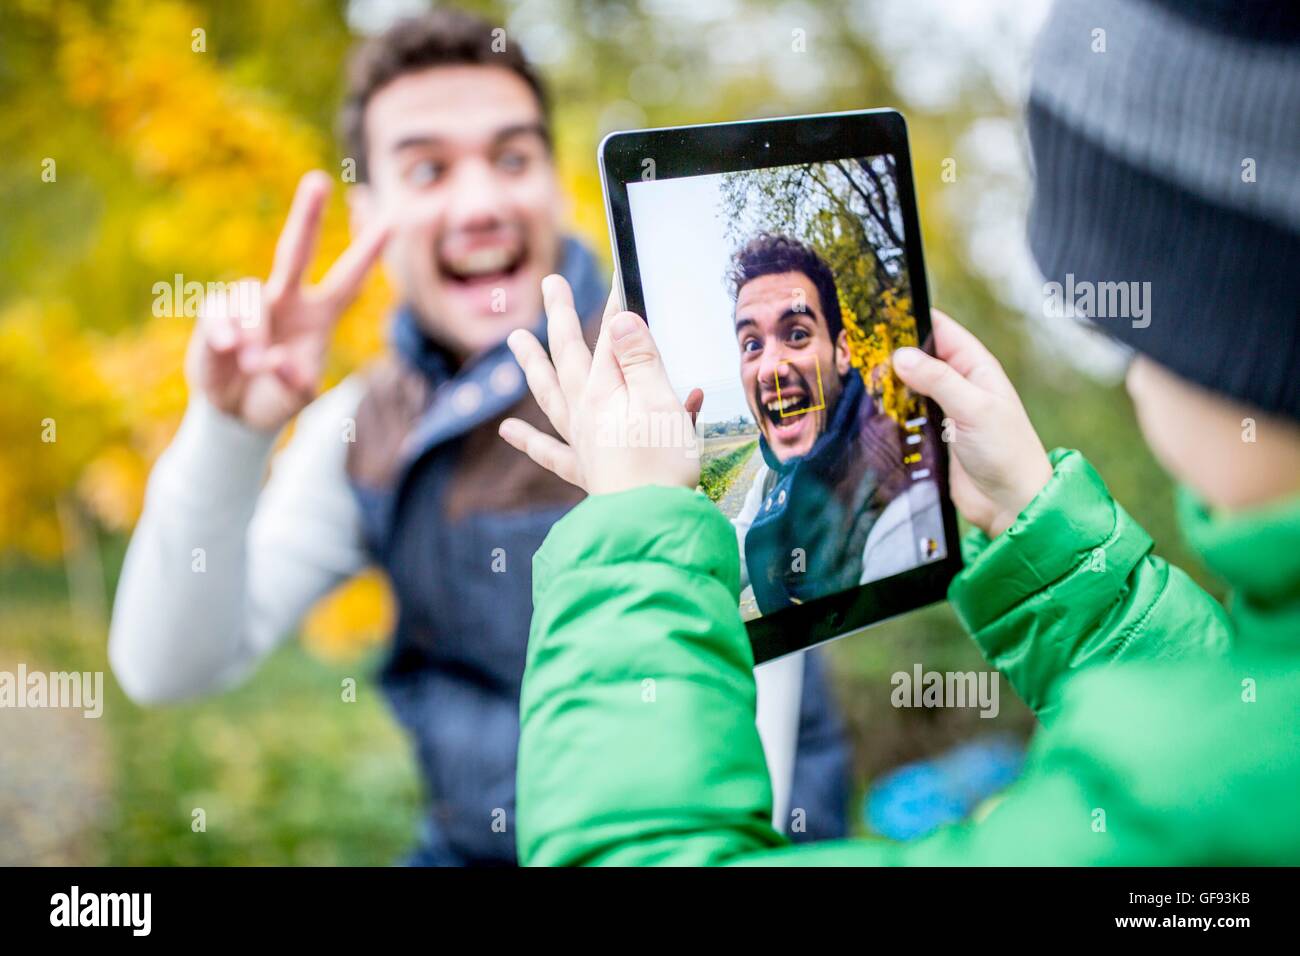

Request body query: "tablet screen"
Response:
[626, 153, 948, 620]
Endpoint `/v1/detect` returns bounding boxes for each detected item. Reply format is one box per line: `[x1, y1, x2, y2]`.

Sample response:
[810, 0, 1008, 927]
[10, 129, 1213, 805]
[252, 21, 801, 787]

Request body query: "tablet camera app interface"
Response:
[627, 153, 948, 620]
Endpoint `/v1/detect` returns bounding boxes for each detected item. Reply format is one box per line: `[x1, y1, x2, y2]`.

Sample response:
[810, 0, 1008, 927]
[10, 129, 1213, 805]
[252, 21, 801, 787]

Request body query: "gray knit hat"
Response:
[1026, 0, 1300, 418]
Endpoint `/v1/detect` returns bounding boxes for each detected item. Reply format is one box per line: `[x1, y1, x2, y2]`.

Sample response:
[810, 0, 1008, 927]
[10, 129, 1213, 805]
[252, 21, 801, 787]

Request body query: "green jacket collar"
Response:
[1178, 486, 1300, 646]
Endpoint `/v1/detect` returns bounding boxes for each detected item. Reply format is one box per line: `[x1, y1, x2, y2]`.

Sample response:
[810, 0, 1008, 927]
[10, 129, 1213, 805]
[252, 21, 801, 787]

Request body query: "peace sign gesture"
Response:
[185, 170, 391, 432]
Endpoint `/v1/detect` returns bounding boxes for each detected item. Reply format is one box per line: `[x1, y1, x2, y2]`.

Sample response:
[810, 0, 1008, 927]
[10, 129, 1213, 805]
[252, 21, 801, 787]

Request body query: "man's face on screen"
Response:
[734, 271, 851, 463]
[352, 65, 564, 359]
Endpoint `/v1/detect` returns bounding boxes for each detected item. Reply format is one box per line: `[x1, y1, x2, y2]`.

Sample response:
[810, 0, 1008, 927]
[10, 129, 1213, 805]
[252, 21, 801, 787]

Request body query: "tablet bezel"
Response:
[599, 109, 963, 664]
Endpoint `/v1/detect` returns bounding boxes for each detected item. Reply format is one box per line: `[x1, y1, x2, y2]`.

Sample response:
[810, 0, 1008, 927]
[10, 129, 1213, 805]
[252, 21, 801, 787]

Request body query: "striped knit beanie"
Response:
[1026, 0, 1300, 419]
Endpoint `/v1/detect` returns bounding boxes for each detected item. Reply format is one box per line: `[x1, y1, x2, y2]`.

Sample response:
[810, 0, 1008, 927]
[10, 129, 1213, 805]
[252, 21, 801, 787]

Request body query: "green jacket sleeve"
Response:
[517, 485, 788, 866]
[517, 483, 1299, 866]
[948, 449, 1232, 721]
[744, 654, 1300, 866]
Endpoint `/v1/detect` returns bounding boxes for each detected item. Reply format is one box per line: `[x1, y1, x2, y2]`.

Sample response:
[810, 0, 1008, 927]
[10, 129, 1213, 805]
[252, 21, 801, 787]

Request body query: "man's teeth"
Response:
[765, 395, 804, 412]
[447, 248, 516, 277]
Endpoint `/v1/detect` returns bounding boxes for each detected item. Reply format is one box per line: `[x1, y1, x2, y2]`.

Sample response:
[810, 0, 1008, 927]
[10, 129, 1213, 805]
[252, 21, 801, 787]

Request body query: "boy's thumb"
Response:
[892, 346, 978, 415]
[609, 312, 672, 393]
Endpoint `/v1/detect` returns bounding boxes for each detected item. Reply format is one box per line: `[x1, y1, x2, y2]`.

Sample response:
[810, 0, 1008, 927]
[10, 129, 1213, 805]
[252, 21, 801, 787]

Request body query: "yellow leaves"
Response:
[77, 445, 147, 532]
[3, 0, 391, 658]
[55, 0, 324, 277]
[56, 6, 114, 108]
[0, 300, 113, 558]
[59, 0, 318, 178]
[839, 286, 922, 426]
[300, 570, 395, 664]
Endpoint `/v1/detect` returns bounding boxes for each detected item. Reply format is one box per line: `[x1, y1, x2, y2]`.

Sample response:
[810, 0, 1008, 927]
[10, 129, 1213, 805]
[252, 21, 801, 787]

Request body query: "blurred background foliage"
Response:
[0, 0, 1219, 864]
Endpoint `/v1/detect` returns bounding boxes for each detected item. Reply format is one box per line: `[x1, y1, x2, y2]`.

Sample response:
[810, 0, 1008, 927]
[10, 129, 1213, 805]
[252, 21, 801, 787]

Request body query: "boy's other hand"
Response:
[893, 309, 1052, 538]
[499, 275, 703, 496]
[184, 170, 391, 433]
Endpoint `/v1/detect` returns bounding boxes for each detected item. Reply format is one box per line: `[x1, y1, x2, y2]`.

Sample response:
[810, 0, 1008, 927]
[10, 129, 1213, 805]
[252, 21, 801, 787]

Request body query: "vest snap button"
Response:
[490, 362, 522, 396]
[453, 382, 483, 415]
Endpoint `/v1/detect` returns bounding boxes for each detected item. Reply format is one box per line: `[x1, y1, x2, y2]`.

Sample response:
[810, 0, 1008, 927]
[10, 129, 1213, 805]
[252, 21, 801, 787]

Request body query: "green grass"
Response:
[0, 554, 421, 866]
[103, 646, 421, 866]
[700, 440, 757, 502]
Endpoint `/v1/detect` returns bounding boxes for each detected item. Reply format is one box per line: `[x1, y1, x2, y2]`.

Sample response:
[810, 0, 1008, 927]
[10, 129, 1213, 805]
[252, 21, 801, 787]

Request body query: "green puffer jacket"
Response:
[517, 449, 1300, 865]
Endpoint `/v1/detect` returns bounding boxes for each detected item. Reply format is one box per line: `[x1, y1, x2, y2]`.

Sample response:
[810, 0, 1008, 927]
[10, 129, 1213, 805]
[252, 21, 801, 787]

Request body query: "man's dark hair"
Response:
[728, 233, 843, 341]
[339, 9, 551, 182]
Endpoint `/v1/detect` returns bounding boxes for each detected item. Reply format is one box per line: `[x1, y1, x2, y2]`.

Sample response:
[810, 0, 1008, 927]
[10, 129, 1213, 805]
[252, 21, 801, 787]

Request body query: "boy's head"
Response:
[1026, 0, 1300, 508]
[728, 234, 852, 463]
[1125, 357, 1300, 509]
[339, 9, 565, 359]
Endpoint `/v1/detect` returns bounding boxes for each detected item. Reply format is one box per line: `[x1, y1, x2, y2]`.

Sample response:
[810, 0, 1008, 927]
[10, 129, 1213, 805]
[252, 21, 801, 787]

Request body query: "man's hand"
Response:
[892, 309, 1052, 538]
[184, 170, 391, 432]
[499, 275, 703, 496]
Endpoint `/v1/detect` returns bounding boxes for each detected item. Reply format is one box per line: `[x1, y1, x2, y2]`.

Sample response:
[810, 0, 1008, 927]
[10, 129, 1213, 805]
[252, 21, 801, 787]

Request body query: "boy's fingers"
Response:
[498, 418, 582, 489]
[507, 329, 570, 441]
[606, 311, 676, 400]
[930, 309, 983, 363]
[267, 171, 331, 298]
[587, 299, 624, 397]
[893, 346, 984, 419]
[602, 280, 623, 323]
[930, 309, 1013, 397]
[542, 274, 592, 401]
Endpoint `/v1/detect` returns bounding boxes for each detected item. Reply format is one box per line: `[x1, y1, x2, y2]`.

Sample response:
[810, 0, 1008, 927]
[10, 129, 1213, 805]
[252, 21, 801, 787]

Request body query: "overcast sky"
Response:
[627, 172, 755, 422]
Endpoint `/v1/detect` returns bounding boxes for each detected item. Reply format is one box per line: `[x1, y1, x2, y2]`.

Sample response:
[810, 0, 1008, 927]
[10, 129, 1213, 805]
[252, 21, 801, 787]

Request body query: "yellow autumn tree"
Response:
[1, 0, 394, 659]
[840, 287, 922, 426]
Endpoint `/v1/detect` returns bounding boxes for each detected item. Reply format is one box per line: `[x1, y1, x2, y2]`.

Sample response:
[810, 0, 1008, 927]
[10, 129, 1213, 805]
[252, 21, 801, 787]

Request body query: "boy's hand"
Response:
[499, 275, 703, 496]
[893, 310, 1052, 538]
[184, 170, 391, 433]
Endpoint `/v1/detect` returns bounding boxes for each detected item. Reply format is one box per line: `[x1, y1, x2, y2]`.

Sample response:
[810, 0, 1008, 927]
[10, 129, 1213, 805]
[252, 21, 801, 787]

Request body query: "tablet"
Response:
[599, 109, 962, 664]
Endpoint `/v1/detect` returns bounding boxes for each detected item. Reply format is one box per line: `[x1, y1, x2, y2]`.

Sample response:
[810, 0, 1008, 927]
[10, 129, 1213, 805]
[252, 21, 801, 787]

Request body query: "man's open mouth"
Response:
[761, 391, 812, 427]
[439, 243, 527, 287]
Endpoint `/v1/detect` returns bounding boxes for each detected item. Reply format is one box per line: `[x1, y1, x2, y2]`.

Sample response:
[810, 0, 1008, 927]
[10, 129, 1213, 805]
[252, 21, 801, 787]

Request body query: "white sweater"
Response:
[109, 380, 370, 702]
